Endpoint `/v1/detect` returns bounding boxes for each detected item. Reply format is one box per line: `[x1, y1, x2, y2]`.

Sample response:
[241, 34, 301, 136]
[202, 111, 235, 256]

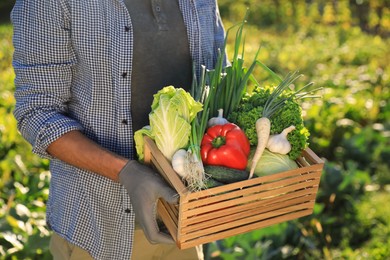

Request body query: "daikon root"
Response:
[249, 117, 271, 179]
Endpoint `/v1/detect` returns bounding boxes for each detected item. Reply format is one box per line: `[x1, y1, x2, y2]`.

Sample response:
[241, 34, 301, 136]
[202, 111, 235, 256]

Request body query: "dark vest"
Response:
[124, 0, 192, 132]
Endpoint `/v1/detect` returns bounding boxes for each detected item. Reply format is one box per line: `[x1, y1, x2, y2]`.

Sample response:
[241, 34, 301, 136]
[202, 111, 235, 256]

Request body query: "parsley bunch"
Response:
[228, 86, 311, 160]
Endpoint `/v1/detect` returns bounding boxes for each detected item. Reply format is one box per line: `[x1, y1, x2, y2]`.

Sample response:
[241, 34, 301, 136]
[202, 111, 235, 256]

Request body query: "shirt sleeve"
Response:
[11, 0, 83, 159]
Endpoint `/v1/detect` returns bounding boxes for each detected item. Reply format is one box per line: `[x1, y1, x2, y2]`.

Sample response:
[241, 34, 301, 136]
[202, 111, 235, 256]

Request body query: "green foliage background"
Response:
[1, 1, 390, 259]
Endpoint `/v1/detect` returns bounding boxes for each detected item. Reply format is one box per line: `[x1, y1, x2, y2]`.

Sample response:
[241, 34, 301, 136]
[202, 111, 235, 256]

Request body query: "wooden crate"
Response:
[143, 136, 324, 249]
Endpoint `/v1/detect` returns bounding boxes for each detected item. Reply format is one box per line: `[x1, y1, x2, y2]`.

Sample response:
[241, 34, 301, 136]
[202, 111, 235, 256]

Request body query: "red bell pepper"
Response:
[200, 123, 250, 170]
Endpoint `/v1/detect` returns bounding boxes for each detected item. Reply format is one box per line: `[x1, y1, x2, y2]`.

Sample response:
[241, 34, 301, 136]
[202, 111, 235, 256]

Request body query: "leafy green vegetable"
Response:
[134, 86, 203, 161]
[228, 86, 310, 160]
[133, 126, 153, 162]
[206, 18, 261, 119]
[246, 148, 298, 176]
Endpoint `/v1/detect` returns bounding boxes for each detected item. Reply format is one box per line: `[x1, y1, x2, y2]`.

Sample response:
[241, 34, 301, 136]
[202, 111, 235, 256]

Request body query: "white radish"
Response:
[249, 117, 271, 178]
[248, 71, 306, 179]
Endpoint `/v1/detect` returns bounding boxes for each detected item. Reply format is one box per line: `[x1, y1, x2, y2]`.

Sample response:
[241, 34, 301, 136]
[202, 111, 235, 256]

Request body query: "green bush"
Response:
[0, 23, 51, 259]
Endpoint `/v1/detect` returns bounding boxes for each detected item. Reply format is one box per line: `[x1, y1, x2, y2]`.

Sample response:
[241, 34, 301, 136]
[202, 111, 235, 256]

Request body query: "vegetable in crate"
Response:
[204, 165, 249, 184]
[134, 86, 203, 162]
[229, 81, 310, 160]
[200, 123, 250, 170]
[246, 148, 298, 176]
[266, 125, 296, 155]
[250, 73, 302, 178]
[207, 108, 229, 127]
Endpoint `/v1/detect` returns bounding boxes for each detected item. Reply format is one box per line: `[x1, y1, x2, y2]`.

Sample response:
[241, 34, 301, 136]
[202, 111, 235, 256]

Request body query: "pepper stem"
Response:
[212, 136, 226, 148]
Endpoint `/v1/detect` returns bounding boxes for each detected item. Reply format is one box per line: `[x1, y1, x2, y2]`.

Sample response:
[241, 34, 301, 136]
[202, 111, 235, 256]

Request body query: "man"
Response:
[11, 0, 226, 259]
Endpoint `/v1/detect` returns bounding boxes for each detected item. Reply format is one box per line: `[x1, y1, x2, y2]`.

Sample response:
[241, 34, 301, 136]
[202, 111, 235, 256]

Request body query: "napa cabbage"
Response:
[246, 148, 299, 176]
[134, 86, 203, 161]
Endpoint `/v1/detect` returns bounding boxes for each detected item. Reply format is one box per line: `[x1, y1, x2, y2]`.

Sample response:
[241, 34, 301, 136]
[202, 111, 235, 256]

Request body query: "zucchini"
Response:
[202, 177, 225, 189]
[204, 165, 249, 184]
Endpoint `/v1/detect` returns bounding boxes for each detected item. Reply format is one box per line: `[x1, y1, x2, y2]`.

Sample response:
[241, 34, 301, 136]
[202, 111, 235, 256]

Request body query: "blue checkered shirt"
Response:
[11, 0, 225, 259]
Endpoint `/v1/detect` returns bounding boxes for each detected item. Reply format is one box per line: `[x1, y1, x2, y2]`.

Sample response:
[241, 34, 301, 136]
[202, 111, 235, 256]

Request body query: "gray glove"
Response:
[118, 160, 178, 244]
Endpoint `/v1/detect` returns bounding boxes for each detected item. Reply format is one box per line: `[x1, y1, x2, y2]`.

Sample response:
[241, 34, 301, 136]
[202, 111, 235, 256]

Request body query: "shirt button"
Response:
[121, 119, 128, 125]
[124, 26, 130, 32]
[125, 208, 131, 213]
[121, 72, 128, 78]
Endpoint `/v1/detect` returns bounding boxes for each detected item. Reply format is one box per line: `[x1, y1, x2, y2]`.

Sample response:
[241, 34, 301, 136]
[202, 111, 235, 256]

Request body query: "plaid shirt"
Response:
[11, 0, 225, 259]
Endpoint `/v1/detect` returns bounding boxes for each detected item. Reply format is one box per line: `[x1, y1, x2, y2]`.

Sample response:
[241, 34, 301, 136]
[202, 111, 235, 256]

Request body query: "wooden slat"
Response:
[183, 172, 321, 210]
[182, 189, 316, 224]
[181, 195, 316, 233]
[143, 137, 152, 165]
[180, 190, 317, 227]
[157, 200, 178, 241]
[144, 136, 189, 195]
[182, 202, 314, 241]
[182, 177, 320, 217]
[302, 147, 325, 165]
[296, 157, 311, 167]
[159, 199, 179, 226]
[150, 156, 188, 195]
[182, 203, 313, 239]
[179, 209, 313, 249]
[185, 164, 322, 201]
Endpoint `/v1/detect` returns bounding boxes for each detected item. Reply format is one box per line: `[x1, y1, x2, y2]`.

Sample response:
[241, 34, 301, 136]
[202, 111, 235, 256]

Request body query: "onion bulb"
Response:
[207, 108, 228, 127]
[171, 149, 189, 177]
[266, 125, 296, 155]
